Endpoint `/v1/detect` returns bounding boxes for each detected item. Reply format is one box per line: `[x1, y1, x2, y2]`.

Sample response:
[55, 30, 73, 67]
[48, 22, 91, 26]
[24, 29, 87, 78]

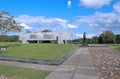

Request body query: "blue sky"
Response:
[0, 0, 120, 38]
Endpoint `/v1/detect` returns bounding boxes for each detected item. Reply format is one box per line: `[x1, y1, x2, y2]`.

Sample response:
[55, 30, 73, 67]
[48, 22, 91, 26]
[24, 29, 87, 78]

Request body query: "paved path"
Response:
[0, 60, 58, 71]
[45, 47, 99, 79]
[0, 47, 99, 79]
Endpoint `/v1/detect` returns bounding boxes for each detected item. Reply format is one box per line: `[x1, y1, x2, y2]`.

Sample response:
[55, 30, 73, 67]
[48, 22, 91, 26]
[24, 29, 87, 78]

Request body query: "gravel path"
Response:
[88, 46, 120, 79]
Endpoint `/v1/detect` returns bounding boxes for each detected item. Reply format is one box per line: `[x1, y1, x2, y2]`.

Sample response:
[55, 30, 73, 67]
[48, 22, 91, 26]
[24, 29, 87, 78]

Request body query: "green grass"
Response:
[0, 42, 21, 47]
[0, 43, 78, 60]
[115, 44, 120, 51]
[0, 65, 50, 79]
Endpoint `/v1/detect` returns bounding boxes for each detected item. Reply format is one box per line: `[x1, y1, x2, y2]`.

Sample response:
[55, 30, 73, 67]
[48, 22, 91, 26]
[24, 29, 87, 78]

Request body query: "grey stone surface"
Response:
[56, 65, 75, 74]
[78, 58, 94, 68]
[46, 48, 99, 79]
[73, 74, 99, 79]
[62, 48, 82, 66]
[0, 60, 58, 71]
[45, 72, 73, 79]
[75, 68, 98, 76]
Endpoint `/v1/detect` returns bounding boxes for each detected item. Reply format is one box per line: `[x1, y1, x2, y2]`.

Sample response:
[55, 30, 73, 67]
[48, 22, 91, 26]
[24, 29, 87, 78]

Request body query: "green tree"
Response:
[116, 34, 120, 44]
[0, 35, 8, 42]
[26, 29, 32, 33]
[0, 11, 23, 35]
[8, 35, 19, 42]
[91, 36, 98, 44]
[0, 35, 19, 42]
[41, 29, 52, 32]
[98, 30, 116, 44]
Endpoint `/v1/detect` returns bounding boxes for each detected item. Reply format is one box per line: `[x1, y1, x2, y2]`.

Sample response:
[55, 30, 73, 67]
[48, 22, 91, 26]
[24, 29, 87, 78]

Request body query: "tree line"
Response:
[0, 30, 120, 44]
[86, 30, 120, 44]
[0, 35, 19, 42]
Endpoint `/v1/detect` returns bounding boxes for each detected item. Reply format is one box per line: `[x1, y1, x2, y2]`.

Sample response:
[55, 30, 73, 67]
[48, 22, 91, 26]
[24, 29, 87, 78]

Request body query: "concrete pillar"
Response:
[37, 40, 39, 44]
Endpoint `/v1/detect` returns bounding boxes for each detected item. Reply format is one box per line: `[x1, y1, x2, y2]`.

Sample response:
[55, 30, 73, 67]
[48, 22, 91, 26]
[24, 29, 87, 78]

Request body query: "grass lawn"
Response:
[0, 65, 50, 79]
[118, 45, 120, 50]
[114, 44, 120, 51]
[0, 43, 78, 60]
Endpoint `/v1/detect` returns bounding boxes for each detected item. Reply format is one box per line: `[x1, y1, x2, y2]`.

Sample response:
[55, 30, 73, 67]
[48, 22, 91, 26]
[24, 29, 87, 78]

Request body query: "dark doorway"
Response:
[42, 40, 51, 43]
[27, 40, 37, 43]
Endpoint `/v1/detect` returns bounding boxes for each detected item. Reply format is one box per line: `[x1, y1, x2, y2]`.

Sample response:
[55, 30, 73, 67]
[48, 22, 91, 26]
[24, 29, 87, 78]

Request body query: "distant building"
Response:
[19, 32, 73, 44]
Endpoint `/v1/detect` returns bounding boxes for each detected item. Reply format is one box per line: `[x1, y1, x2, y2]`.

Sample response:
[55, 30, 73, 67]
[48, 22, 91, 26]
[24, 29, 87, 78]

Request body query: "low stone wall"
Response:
[0, 48, 78, 66]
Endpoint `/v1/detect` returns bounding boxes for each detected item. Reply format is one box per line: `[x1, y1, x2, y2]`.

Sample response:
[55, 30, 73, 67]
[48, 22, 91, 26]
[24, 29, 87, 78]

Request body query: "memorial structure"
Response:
[82, 32, 88, 46]
[19, 32, 72, 44]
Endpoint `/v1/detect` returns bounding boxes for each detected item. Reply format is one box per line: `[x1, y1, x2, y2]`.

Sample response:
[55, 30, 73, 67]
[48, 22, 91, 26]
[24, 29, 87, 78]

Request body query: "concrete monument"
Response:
[19, 32, 72, 44]
[82, 32, 88, 46]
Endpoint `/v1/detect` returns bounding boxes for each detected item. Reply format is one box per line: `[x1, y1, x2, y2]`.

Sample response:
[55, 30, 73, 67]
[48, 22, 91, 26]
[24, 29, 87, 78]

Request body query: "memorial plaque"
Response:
[30, 34, 36, 39]
[44, 34, 54, 39]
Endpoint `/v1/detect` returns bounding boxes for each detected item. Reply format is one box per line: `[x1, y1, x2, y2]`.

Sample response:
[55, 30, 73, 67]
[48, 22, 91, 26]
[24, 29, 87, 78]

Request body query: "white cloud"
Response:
[67, 24, 77, 28]
[113, 2, 120, 13]
[76, 34, 83, 38]
[75, 2, 120, 34]
[76, 8, 120, 33]
[68, 0, 72, 8]
[20, 23, 32, 29]
[79, 0, 112, 9]
[87, 34, 95, 38]
[15, 15, 77, 31]
[75, 33, 95, 38]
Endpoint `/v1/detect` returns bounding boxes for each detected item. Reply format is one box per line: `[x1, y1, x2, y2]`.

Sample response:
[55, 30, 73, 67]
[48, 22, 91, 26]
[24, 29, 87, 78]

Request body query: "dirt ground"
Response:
[88, 46, 120, 79]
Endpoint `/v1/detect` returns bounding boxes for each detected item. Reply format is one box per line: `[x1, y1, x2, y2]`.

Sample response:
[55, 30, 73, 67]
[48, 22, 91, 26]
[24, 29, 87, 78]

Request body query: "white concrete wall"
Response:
[19, 32, 72, 44]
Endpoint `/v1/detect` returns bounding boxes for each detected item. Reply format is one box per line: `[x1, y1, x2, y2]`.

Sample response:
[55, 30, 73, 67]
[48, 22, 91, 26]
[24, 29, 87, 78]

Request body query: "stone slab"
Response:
[56, 65, 75, 74]
[73, 74, 99, 79]
[62, 49, 82, 66]
[0, 60, 58, 71]
[62, 55, 80, 66]
[78, 59, 94, 68]
[75, 68, 98, 76]
[45, 72, 73, 79]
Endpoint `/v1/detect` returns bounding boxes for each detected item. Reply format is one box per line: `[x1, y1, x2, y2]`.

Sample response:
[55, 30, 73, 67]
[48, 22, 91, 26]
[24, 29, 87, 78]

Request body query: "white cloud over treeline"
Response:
[15, 15, 77, 32]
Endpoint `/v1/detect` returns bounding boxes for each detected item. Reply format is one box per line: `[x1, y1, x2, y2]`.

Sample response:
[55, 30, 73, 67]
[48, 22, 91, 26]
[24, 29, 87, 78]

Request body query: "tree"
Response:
[98, 30, 116, 44]
[0, 11, 23, 35]
[91, 36, 98, 44]
[0, 35, 19, 42]
[41, 29, 52, 32]
[116, 34, 120, 44]
[26, 29, 32, 33]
